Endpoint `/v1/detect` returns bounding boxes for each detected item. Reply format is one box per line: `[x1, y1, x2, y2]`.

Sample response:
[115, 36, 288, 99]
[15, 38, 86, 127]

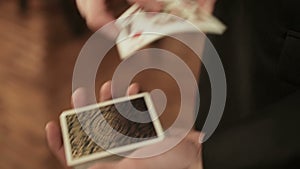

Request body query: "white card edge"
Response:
[60, 92, 165, 167]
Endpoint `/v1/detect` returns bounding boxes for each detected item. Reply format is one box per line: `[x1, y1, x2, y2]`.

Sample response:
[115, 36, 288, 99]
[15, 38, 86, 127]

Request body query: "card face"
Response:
[162, 0, 227, 34]
[115, 0, 226, 59]
[60, 93, 164, 167]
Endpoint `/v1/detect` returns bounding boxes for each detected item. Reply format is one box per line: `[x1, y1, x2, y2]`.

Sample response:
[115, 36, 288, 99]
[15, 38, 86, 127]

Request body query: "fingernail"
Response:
[45, 122, 50, 131]
[199, 132, 206, 143]
[72, 87, 90, 108]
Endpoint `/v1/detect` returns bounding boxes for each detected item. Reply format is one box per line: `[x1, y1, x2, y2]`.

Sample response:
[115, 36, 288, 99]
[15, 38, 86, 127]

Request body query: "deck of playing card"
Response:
[60, 93, 164, 169]
[115, 0, 226, 59]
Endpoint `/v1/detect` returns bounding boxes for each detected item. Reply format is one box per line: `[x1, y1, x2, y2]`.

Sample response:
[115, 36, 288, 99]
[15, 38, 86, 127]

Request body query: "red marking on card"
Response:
[133, 32, 142, 38]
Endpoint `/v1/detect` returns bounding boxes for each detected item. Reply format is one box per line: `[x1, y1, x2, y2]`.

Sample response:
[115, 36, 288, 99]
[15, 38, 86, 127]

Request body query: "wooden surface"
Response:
[0, 1, 201, 169]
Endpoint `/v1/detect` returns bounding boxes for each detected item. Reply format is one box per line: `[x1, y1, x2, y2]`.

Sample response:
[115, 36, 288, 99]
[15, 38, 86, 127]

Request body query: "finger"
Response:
[186, 130, 203, 143]
[128, 0, 162, 12]
[71, 87, 91, 108]
[85, 0, 115, 30]
[100, 81, 112, 102]
[198, 0, 216, 14]
[203, 0, 216, 14]
[126, 83, 140, 95]
[45, 121, 63, 155]
[75, 0, 87, 17]
[198, 0, 206, 6]
[45, 121, 69, 168]
[186, 131, 204, 167]
[185, 131, 204, 151]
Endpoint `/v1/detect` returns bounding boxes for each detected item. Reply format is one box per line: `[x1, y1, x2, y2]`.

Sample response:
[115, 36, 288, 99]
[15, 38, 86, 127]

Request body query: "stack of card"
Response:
[115, 0, 226, 59]
[60, 93, 164, 169]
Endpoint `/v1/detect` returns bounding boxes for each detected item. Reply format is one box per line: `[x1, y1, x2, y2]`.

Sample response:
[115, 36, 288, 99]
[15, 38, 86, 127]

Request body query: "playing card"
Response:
[60, 93, 164, 169]
[162, 0, 226, 34]
[115, 0, 226, 59]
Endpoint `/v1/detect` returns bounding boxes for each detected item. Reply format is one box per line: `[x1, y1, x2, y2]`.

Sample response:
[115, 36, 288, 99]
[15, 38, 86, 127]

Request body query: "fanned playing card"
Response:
[115, 0, 226, 59]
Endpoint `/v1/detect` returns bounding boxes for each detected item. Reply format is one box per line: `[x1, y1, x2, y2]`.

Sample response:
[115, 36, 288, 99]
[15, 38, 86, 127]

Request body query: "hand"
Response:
[76, 0, 216, 31]
[75, 0, 162, 31]
[88, 131, 204, 169]
[46, 81, 204, 169]
[197, 0, 216, 14]
[45, 81, 139, 168]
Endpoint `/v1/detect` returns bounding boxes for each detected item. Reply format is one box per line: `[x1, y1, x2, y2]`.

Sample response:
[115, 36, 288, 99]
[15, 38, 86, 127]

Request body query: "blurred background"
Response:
[0, 0, 200, 168]
[0, 0, 89, 168]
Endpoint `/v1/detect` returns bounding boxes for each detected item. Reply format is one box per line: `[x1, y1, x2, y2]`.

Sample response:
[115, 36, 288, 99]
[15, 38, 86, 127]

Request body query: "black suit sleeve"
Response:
[202, 90, 300, 169]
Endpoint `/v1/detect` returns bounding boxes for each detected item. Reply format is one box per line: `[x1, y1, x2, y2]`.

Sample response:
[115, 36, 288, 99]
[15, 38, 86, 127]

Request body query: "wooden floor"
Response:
[0, 1, 200, 169]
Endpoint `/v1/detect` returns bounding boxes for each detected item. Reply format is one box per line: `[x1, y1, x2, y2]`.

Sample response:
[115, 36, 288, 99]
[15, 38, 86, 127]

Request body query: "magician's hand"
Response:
[45, 81, 204, 169]
[76, 0, 216, 31]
